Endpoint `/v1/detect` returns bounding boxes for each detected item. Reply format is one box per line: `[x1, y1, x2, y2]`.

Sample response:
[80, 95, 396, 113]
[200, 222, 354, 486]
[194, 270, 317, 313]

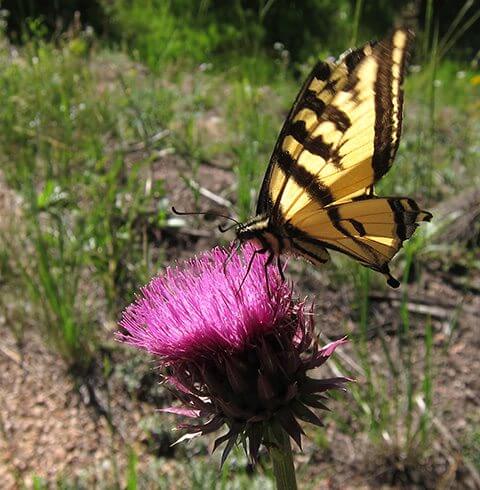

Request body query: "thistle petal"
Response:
[213, 428, 236, 453]
[118, 244, 292, 362]
[220, 433, 238, 467]
[172, 432, 202, 446]
[159, 407, 201, 418]
[302, 376, 352, 394]
[247, 423, 263, 463]
[300, 394, 331, 412]
[307, 337, 348, 368]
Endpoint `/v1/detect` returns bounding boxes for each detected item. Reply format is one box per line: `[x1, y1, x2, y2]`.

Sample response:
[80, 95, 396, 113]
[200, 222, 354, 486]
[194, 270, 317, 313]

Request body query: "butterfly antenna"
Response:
[218, 222, 238, 233]
[172, 207, 240, 226]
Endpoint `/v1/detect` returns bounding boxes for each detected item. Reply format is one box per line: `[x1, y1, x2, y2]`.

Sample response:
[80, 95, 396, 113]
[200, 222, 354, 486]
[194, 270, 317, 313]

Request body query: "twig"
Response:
[0, 342, 21, 365]
[187, 179, 233, 209]
[152, 147, 176, 159]
[425, 266, 480, 295]
[13, 125, 68, 149]
[118, 129, 170, 152]
[197, 157, 233, 171]
[397, 302, 450, 319]
[174, 144, 233, 170]
[369, 291, 454, 307]
[369, 293, 477, 318]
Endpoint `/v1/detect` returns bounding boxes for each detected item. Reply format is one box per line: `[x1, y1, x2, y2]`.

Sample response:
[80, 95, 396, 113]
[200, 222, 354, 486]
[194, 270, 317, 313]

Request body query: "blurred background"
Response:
[0, 1, 479, 488]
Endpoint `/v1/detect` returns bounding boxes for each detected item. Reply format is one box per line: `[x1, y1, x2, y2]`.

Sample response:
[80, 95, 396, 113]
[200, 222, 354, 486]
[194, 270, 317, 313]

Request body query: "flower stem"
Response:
[269, 428, 297, 490]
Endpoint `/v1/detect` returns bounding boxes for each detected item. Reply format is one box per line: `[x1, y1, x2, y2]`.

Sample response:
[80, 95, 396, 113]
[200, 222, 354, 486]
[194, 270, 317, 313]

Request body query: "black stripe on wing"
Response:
[372, 29, 414, 181]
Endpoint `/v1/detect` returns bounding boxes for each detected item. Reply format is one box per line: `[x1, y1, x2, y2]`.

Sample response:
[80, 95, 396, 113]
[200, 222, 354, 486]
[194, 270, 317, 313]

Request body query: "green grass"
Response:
[226, 60, 290, 220]
[326, 296, 436, 478]
[0, 33, 175, 370]
[1, 2, 479, 487]
[29, 447, 275, 489]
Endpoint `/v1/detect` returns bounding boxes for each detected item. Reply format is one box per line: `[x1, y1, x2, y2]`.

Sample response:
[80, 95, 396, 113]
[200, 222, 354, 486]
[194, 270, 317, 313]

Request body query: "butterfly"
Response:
[233, 28, 432, 288]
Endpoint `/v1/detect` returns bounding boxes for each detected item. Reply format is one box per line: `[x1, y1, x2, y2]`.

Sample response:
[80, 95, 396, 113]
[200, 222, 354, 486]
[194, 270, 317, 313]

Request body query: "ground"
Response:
[1, 152, 479, 489]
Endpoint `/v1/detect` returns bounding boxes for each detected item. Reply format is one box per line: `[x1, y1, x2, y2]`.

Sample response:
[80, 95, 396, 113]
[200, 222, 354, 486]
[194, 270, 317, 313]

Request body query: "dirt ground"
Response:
[1, 152, 479, 489]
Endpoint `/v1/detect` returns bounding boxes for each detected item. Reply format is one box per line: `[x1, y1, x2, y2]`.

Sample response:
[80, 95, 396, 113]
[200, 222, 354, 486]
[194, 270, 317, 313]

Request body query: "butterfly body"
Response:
[236, 215, 285, 257]
[235, 28, 432, 288]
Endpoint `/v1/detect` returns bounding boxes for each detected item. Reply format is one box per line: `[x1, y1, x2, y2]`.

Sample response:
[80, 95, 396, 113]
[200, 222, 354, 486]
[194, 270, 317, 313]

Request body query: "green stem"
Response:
[269, 429, 297, 490]
[350, 0, 363, 46]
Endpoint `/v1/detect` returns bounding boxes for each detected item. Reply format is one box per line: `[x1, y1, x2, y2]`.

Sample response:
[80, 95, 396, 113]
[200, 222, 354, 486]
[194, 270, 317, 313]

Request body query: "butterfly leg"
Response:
[236, 247, 268, 295]
[262, 252, 276, 298]
[223, 239, 241, 274]
[276, 256, 285, 282]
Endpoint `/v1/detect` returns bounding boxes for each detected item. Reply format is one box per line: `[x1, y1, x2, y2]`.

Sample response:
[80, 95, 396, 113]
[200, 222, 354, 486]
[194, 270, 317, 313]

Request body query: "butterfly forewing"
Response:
[256, 40, 377, 216]
[267, 29, 413, 222]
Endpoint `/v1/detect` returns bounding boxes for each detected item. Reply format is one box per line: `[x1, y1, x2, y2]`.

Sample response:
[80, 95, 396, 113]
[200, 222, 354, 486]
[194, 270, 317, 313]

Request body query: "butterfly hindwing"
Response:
[287, 197, 432, 286]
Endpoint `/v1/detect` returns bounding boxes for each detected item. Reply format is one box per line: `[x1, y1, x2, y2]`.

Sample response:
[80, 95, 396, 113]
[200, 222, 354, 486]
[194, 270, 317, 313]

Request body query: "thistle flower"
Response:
[118, 244, 350, 466]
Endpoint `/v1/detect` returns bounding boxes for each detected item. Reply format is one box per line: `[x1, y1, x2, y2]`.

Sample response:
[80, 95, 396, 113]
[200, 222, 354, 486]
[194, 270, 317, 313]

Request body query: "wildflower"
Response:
[118, 244, 350, 466]
[471, 74, 480, 86]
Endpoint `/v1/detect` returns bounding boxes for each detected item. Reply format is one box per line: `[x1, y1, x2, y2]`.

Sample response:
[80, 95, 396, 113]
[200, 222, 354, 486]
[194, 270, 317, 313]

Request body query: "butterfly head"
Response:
[234, 215, 270, 243]
[234, 215, 286, 259]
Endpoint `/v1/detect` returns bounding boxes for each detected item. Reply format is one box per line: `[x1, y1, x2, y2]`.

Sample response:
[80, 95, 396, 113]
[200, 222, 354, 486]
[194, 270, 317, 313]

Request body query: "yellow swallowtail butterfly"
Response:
[234, 28, 432, 288]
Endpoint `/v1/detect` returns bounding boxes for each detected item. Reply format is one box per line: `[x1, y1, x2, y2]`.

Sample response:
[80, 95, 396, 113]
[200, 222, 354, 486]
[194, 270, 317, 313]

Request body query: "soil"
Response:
[1, 147, 479, 489]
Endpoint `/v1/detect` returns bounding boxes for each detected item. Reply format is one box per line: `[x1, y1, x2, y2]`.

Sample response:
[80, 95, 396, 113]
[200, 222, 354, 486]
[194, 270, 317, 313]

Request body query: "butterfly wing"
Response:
[287, 197, 432, 287]
[256, 38, 377, 215]
[268, 28, 413, 221]
[255, 28, 431, 286]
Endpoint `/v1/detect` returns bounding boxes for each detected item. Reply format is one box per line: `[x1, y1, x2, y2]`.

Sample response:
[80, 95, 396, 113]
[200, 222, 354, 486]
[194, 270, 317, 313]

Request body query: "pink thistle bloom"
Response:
[118, 244, 350, 464]
[119, 244, 291, 362]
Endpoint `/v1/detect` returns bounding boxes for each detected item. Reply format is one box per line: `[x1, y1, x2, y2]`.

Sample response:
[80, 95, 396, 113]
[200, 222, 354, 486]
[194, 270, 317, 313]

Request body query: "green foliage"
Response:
[5, 0, 480, 67]
[204, 0, 354, 59]
[126, 450, 138, 490]
[4, 0, 106, 40]
[418, 0, 480, 59]
[105, 0, 245, 68]
[0, 29, 174, 369]
[334, 295, 437, 470]
[226, 64, 289, 220]
[1, 1, 479, 487]
[103, 0, 387, 69]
